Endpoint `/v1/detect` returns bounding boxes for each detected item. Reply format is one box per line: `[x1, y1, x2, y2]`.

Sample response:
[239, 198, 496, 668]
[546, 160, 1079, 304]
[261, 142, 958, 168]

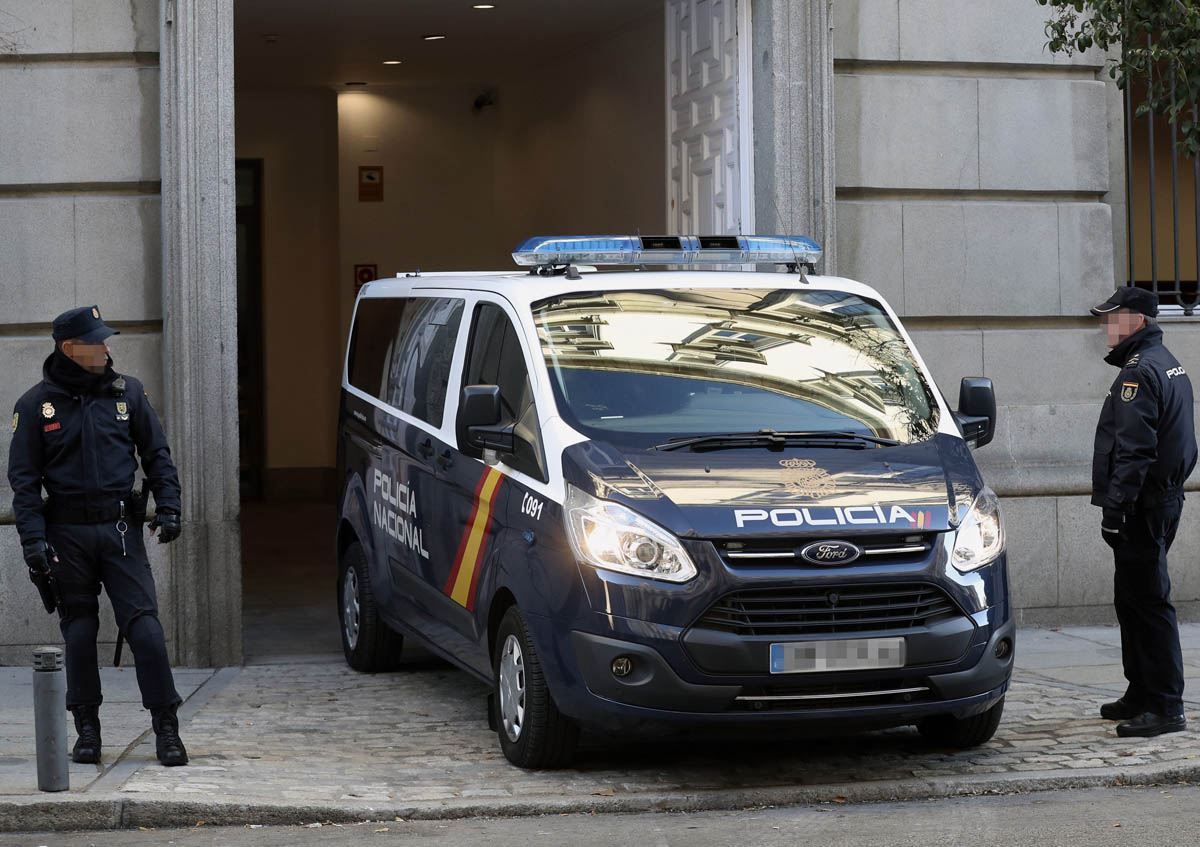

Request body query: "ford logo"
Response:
[800, 540, 862, 566]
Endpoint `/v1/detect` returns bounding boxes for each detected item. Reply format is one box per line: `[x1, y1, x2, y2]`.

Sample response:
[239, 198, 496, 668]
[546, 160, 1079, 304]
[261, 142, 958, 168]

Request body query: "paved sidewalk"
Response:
[1, 625, 1199, 832]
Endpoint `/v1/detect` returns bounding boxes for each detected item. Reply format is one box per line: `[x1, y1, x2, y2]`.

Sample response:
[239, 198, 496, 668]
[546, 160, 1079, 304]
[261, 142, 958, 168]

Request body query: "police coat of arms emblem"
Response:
[779, 458, 837, 497]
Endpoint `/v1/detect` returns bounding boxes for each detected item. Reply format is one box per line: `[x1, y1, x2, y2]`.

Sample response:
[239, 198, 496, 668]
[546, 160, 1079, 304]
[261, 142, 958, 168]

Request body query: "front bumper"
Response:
[527, 608, 1014, 731]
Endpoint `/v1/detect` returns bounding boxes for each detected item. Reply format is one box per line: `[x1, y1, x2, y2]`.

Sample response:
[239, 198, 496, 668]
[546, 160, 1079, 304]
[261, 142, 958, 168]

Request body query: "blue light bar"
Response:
[511, 235, 823, 268]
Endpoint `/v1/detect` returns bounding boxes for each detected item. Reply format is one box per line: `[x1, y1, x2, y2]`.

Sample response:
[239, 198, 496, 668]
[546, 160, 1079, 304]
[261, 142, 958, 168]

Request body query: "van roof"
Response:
[359, 270, 891, 311]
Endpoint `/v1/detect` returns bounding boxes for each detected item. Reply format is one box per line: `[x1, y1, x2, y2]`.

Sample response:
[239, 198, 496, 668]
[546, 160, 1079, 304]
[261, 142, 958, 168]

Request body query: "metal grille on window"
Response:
[1125, 33, 1200, 314]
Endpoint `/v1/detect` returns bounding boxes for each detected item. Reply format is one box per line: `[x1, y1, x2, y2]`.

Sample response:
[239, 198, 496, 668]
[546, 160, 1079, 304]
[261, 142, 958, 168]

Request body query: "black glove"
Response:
[22, 539, 53, 575]
[1101, 507, 1127, 551]
[149, 509, 181, 544]
[22, 540, 61, 614]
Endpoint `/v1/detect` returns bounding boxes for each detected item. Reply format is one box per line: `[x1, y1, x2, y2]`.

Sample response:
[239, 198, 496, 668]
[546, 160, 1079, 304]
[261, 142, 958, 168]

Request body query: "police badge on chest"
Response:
[116, 400, 129, 421]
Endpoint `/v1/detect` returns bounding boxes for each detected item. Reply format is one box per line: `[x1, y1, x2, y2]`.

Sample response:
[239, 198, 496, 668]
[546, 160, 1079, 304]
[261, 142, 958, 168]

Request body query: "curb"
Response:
[3, 761, 1199, 833]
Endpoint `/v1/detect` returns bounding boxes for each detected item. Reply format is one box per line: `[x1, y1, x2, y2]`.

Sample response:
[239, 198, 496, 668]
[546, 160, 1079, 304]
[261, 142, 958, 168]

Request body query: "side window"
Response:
[384, 297, 464, 427]
[348, 297, 407, 400]
[460, 303, 547, 482]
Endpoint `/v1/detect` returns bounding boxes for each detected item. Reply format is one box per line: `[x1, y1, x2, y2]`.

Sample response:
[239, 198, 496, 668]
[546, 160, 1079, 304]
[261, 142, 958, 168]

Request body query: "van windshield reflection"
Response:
[531, 288, 940, 449]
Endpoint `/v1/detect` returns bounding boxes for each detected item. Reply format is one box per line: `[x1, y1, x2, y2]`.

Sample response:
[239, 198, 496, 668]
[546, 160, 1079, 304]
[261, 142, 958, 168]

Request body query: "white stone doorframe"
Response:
[159, 0, 243, 667]
[751, 0, 836, 272]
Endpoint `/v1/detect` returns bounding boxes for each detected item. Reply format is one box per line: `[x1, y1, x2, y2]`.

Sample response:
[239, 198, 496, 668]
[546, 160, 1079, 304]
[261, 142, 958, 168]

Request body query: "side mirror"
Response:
[459, 385, 515, 454]
[954, 377, 996, 449]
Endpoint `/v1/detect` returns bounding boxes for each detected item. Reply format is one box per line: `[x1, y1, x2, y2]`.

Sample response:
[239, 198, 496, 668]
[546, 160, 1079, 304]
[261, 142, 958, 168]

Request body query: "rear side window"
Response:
[384, 298, 464, 426]
[348, 296, 464, 427]
[348, 298, 407, 399]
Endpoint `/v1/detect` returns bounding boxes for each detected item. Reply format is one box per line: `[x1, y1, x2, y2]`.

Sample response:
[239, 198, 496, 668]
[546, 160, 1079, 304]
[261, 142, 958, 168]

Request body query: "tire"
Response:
[493, 606, 579, 769]
[338, 541, 404, 672]
[917, 696, 1005, 748]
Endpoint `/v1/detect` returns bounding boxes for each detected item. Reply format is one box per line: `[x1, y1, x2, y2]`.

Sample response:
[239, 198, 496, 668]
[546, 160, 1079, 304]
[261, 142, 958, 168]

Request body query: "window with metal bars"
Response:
[1124, 46, 1200, 314]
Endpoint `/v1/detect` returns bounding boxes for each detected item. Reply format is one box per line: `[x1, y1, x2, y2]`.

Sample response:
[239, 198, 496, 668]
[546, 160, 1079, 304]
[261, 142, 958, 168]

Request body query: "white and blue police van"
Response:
[336, 235, 1012, 768]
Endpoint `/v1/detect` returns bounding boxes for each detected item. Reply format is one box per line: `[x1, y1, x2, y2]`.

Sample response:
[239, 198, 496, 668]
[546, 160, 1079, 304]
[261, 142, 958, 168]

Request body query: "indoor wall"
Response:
[336, 13, 666, 348]
[235, 89, 341, 500]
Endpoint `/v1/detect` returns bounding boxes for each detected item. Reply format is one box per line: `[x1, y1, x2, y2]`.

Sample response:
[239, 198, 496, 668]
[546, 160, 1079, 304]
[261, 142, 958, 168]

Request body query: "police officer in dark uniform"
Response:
[7, 306, 189, 766]
[1091, 287, 1196, 737]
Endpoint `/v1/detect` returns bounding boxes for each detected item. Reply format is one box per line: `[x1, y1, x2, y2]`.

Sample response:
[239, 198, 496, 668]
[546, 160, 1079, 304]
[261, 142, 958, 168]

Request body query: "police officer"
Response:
[1091, 287, 1196, 737]
[7, 306, 188, 766]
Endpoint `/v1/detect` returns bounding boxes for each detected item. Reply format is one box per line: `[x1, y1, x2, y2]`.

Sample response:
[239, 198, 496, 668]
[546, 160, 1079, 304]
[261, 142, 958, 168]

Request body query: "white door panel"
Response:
[666, 0, 751, 236]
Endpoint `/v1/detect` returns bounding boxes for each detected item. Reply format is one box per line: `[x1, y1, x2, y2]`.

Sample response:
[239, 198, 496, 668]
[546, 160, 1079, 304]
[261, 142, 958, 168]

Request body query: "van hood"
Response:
[560, 433, 983, 538]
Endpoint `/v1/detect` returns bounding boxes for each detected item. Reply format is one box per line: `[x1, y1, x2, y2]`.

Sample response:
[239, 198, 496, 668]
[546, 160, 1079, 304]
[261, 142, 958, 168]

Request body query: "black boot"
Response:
[1116, 711, 1187, 738]
[70, 705, 102, 764]
[151, 704, 189, 766]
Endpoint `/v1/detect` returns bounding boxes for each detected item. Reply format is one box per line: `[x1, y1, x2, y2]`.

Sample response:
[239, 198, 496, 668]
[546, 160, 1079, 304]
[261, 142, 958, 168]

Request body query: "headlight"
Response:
[564, 485, 697, 583]
[951, 487, 1005, 572]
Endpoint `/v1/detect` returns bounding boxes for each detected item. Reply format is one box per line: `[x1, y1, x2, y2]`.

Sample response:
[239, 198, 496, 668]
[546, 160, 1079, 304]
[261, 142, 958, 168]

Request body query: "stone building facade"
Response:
[0, 0, 1191, 665]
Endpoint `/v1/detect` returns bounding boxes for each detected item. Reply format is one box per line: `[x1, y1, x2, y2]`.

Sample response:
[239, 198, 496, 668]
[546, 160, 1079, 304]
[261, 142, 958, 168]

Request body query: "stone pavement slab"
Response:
[0, 666, 214, 796]
[2, 626, 1200, 832]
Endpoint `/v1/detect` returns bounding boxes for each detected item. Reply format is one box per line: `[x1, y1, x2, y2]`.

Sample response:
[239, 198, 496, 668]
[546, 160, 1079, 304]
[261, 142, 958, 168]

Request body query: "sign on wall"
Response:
[358, 166, 384, 202]
[354, 264, 378, 291]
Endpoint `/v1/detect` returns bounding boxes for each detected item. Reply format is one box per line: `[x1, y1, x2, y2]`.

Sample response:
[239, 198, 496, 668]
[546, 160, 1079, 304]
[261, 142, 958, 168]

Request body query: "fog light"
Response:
[611, 656, 633, 677]
[994, 638, 1012, 660]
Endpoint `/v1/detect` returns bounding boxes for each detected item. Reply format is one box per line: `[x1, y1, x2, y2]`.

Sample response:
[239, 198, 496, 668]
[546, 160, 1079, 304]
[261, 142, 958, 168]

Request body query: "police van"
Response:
[336, 235, 1012, 768]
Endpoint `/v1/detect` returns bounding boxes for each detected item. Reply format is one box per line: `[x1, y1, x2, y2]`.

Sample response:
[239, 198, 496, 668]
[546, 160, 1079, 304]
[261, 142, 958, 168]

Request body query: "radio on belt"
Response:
[335, 234, 1013, 769]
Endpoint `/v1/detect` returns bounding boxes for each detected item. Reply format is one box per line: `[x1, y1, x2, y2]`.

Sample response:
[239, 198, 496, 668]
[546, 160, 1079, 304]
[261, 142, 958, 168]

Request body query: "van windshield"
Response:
[531, 288, 940, 449]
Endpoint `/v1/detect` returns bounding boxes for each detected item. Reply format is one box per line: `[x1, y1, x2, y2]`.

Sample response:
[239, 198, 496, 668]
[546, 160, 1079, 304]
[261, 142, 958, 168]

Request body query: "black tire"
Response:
[338, 541, 404, 672]
[493, 606, 579, 769]
[917, 696, 1005, 748]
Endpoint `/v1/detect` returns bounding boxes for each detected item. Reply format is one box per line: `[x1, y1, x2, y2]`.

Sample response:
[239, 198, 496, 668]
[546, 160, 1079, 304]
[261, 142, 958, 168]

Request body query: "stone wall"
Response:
[0, 1, 170, 664]
[833, 0, 1199, 624]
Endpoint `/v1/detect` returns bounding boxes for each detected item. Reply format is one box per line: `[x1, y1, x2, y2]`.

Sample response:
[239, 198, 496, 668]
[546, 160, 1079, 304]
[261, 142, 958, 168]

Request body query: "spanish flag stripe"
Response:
[447, 468, 504, 607]
[464, 489, 502, 612]
[443, 469, 492, 594]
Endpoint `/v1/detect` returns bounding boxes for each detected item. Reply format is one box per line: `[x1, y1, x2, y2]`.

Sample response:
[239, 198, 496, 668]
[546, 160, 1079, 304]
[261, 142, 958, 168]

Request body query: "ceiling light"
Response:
[423, 34, 447, 41]
[382, 60, 402, 65]
[473, 4, 496, 8]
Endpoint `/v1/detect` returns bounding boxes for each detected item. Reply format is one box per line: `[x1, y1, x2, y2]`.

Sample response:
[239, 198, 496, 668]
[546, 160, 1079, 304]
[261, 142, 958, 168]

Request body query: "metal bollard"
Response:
[32, 647, 68, 792]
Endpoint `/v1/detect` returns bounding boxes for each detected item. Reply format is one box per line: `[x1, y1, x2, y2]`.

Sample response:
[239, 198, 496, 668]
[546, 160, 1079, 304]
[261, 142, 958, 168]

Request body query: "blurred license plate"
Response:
[769, 637, 906, 674]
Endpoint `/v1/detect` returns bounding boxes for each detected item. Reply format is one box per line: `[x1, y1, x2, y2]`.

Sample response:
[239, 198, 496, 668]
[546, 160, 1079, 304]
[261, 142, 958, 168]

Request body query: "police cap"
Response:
[1090, 287, 1159, 318]
[51, 305, 120, 344]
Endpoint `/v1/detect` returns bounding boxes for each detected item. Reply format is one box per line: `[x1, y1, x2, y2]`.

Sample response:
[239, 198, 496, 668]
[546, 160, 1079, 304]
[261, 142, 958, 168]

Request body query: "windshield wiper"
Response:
[652, 429, 902, 452]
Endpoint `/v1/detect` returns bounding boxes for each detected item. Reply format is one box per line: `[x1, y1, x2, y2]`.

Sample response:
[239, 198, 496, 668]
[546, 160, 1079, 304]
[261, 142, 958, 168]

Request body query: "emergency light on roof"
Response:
[511, 235, 822, 269]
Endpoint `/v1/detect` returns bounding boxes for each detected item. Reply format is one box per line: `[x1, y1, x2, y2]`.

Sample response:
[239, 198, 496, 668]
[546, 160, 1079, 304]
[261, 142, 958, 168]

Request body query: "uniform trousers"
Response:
[1113, 497, 1186, 716]
[45, 520, 181, 711]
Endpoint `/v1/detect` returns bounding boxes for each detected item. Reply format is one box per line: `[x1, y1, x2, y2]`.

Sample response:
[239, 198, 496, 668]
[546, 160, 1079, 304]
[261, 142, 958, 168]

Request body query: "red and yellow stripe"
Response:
[443, 467, 505, 610]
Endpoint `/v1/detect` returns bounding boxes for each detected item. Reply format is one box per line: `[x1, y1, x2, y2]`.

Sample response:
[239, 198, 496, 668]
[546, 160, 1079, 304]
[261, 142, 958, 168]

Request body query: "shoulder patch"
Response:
[11, 412, 17, 434]
[1121, 381, 1140, 402]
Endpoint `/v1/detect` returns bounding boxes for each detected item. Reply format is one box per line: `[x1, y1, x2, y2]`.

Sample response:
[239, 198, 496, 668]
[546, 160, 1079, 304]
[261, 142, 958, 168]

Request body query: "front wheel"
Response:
[917, 696, 1004, 748]
[338, 541, 404, 672]
[493, 606, 578, 769]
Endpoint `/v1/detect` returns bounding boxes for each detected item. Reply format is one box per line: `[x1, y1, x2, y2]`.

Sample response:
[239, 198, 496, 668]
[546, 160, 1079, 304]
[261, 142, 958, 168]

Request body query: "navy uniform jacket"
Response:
[1092, 325, 1197, 511]
[7, 354, 182, 546]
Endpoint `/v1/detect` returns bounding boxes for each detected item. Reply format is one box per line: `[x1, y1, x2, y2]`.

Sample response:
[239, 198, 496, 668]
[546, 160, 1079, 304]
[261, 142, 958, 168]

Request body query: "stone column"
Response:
[751, 0, 837, 273]
[159, 0, 242, 666]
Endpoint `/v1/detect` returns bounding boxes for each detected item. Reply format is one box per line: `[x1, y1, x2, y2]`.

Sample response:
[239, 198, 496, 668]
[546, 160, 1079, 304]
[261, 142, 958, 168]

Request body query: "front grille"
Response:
[714, 532, 936, 568]
[693, 582, 961, 637]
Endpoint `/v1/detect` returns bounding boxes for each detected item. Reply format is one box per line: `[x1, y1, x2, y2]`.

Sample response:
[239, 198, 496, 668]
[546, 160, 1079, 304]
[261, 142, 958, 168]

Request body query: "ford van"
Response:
[335, 236, 1012, 768]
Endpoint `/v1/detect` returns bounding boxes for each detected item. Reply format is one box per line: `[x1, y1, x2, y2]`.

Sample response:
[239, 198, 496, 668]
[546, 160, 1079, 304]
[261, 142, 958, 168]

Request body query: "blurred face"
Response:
[1102, 309, 1145, 347]
[61, 338, 110, 373]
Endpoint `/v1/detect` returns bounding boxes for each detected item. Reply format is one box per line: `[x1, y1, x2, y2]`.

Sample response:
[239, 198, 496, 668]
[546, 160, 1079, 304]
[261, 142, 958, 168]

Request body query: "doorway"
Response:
[232, 0, 673, 661]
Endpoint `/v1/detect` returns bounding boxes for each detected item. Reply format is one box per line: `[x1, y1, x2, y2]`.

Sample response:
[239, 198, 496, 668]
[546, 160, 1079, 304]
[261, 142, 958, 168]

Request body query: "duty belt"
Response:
[45, 492, 139, 525]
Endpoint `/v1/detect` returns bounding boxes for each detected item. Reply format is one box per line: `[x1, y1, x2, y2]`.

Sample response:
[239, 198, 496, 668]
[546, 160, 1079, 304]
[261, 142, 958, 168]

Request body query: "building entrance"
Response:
[233, 0, 668, 658]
